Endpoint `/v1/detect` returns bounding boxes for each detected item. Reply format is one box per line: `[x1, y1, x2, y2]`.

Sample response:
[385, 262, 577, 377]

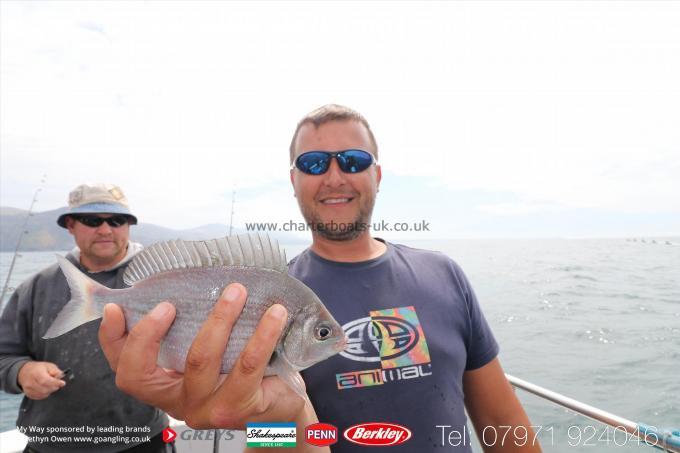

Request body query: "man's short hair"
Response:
[289, 104, 379, 163]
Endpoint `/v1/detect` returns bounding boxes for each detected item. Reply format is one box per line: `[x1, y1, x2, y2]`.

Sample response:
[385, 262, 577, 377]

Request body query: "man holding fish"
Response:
[0, 184, 172, 452]
[99, 105, 541, 452]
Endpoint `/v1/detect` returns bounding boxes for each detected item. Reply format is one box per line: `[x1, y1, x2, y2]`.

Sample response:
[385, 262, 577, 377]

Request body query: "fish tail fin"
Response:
[270, 352, 309, 402]
[43, 255, 108, 339]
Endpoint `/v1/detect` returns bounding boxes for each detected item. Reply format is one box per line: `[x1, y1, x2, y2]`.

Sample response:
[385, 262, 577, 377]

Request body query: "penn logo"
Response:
[343, 422, 412, 446]
[305, 422, 338, 446]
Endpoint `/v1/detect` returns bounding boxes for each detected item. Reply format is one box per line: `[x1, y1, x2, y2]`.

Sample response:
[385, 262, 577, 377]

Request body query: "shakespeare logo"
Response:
[336, 306, 432, 390]
[246, 423, 296, 448]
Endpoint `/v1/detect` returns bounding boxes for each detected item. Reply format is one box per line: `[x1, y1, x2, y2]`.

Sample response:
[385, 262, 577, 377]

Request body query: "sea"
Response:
[1, 239, 678, 452]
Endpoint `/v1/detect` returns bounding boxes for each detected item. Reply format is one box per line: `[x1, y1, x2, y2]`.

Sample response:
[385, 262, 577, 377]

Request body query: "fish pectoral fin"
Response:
[270, 357, 309, 402]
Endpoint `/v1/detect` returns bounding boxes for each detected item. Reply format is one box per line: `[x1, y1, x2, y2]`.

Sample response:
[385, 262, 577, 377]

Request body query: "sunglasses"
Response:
[71, 214, 130, 228]
[292, 149, 377, 175]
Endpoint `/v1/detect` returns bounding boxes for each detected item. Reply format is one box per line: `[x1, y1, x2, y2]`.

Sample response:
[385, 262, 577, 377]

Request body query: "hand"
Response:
[98, 283, 306, 429]
[17, 361, 66, 400]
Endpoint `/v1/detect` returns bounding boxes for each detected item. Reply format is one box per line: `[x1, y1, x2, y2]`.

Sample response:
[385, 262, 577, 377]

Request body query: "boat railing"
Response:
[507, 373, 680, 453]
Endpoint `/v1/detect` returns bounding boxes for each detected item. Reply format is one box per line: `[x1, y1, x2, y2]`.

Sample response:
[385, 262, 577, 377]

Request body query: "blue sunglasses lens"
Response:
[336, 150, 373, 173]
[295, 150, 373, 175]
[296, 152, 331, 175]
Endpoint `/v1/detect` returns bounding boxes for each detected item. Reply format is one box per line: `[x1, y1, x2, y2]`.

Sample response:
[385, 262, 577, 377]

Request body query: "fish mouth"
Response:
[333, 335, 348, 352]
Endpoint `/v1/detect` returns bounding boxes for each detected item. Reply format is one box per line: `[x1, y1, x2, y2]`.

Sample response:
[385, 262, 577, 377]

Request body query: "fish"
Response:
[43, 233, 346, 398]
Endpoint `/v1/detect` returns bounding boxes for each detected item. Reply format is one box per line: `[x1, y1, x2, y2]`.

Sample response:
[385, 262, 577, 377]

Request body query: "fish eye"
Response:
[315, 324, 332, 341]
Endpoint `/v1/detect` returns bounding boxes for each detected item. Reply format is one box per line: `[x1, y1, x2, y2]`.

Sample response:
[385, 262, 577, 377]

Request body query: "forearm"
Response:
[244, 401, 329, 453]
[0, 356, 31, 393]
[470, 410, 542, 452]
[0, 289, 34, 393]
[464, 359, 542, 452]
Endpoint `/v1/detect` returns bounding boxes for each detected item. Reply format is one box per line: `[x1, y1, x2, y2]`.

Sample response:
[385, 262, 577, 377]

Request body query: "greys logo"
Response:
[339, 316, 420, 362]
[179, 429, 235, 441]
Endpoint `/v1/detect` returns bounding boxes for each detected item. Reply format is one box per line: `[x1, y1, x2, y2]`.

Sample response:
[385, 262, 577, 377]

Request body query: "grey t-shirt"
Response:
[289, 240, 498, 451]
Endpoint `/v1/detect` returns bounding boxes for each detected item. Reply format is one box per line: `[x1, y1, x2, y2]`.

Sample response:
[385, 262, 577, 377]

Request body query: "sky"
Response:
[1, 1, 679, 239]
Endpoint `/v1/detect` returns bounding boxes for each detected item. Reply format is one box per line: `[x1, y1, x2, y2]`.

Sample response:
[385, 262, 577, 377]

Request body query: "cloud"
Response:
[1, 2, 679, 237]
[76, 20, 107, 38]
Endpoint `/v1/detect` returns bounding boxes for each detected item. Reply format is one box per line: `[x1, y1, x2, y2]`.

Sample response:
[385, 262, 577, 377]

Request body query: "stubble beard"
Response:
[85, 240, 125, 267]
[299, 195, 376, 242]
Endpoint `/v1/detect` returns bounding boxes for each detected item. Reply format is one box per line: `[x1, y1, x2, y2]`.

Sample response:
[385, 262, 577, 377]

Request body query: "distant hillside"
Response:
[0, 206, 306, 251]
[0, 207, 27, 216]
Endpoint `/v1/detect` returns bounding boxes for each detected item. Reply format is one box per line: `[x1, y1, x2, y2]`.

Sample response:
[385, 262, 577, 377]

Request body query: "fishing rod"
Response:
[228, 185, 236, 237]
[213, 428, 220, 453]
[0, 175, 47, 306]
[506, 374, 680, 453]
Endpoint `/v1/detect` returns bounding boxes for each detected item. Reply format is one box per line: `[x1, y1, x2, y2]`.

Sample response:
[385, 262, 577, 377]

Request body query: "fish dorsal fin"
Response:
[123, 233, 288, 286]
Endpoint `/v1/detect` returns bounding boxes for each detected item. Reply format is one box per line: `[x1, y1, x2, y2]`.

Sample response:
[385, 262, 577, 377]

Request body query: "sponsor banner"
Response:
[344, 422, 412, 447]
[246, 423, 296, 448]
[305, 423, 338, 447]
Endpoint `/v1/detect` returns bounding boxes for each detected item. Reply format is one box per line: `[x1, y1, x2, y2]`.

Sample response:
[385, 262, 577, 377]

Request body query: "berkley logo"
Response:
[343, 422, 412, 446]
[305, 422, 338, 447]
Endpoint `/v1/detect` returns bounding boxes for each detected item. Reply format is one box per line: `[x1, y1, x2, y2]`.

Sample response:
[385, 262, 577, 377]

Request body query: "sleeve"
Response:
[0, 282, 35, 394]
[450, 261, 499, 371]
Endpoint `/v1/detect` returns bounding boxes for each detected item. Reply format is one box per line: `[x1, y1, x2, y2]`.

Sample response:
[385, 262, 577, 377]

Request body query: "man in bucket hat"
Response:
[0, 183, 172, 452]
[56, 184, 140, 272]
